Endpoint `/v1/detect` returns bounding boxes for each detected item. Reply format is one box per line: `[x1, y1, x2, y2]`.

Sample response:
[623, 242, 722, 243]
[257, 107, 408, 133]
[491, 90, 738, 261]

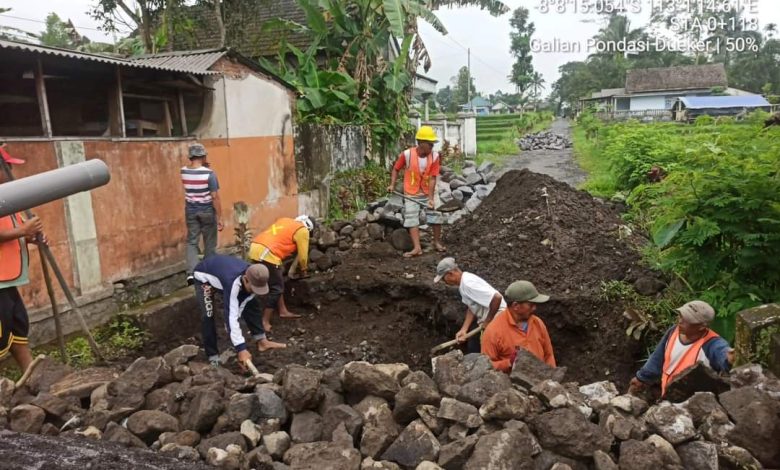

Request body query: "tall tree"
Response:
[451, 66, 476, 107]
[436, 85, 455, 113]
[39, 13, 74, 48]
[508, 6, 535, 94]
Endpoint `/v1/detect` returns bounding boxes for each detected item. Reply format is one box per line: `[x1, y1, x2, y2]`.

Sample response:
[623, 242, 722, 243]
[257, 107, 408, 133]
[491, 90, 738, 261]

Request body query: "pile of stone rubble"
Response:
[3, 345, 778, 469]
[304, 160, 499, 272]
[517, 131, 572, 151]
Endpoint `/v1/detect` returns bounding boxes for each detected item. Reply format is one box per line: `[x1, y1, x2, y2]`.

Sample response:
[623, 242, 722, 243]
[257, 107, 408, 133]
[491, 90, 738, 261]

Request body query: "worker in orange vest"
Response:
[629, 300, 734, 397]
[248, 215, 314, 332]
[481, 280, 556, 372]
[387, 126, 446, 257]
[0, 152, 45, 373]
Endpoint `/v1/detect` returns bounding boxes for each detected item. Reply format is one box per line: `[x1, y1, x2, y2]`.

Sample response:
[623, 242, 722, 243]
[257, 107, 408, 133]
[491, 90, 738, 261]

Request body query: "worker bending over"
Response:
[629, 300, 734, 397]
[434, 257, 506, 353]
[192, 254, 285, 368]
[249, 215, 314, 332]
[481, 280, 556, 372]
[387, 126, 446, 257]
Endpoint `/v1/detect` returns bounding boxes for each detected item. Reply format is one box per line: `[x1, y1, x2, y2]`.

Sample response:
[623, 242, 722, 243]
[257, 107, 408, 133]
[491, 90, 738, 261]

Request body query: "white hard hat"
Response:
[295, 215, 314, 232]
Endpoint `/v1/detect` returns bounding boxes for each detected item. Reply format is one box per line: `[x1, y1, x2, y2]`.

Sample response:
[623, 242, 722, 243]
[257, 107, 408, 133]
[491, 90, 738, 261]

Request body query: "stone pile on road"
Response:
[516, 131, 572, 151]
[306, 160, 498, 271]
[2, 345, 778, 469]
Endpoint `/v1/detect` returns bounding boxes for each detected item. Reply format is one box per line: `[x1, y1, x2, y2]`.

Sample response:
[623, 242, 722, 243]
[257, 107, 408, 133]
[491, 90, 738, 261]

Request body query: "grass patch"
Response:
[476, 112, 555, 166]
[572, 126, 618, 198]
[0, 314, 148, 380]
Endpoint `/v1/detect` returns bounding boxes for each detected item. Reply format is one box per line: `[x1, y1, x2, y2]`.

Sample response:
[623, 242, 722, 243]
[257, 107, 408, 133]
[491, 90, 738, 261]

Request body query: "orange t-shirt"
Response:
[481, 309, 556, 372]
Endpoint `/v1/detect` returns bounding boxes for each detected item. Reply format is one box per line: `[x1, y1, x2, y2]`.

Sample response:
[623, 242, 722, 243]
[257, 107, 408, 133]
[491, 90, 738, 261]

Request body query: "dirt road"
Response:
[499, 118, 586, 188]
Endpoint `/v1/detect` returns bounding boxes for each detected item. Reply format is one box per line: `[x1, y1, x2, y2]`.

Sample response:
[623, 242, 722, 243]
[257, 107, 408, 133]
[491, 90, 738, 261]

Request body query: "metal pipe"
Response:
[0, 159, 110, 217]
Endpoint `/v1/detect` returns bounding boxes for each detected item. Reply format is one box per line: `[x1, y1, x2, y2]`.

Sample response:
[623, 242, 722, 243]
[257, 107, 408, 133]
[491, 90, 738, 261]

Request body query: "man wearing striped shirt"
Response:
[182, 144, 223, 285]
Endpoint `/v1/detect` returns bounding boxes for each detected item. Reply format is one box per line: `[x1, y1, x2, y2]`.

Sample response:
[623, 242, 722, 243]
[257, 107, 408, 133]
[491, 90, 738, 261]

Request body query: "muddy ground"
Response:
[124, 168, 653, 389]
[0, 430, 211, 470]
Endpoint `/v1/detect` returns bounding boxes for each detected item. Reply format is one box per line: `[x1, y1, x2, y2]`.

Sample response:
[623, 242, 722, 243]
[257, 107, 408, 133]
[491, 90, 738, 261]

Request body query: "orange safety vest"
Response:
[402, 148, 438, 196]
[660, 325, 720, 396]
[0, 214, 28, 284]
[252, 217, 305, 261]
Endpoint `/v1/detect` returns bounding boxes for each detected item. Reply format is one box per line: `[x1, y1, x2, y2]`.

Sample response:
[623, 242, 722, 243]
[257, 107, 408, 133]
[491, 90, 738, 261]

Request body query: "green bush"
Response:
[328, 162, 389, 222]
[575, 117, 780, 340]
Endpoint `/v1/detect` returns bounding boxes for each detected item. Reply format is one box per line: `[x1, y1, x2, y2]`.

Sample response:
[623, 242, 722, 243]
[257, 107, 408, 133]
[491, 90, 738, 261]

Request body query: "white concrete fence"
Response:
[409, 111, 477, 157]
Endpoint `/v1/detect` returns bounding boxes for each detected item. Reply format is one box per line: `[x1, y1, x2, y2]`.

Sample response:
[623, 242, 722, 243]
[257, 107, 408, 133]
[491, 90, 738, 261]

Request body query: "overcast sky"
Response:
[1, 0, 777, 97]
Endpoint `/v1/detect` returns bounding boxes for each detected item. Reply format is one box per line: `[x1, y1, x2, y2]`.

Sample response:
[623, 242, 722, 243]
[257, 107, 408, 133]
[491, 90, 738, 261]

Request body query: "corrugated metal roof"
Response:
[679, 95, 770, 109]
[130, 50, 226, 74]
[0, 39, 220, 74]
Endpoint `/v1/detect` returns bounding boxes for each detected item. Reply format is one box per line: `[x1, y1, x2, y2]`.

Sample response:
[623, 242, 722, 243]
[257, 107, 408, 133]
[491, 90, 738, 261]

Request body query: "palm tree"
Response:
[592, 13, 644, 60]
[530, 72, 545, 110]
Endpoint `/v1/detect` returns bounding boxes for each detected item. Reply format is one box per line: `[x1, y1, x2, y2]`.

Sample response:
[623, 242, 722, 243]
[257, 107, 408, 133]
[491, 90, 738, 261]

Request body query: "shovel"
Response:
[391, 191, 462, 213]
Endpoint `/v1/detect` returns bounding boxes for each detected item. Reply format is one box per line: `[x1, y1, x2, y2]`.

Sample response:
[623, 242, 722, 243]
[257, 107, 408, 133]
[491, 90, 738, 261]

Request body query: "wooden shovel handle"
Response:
[430, 325, 484, 355]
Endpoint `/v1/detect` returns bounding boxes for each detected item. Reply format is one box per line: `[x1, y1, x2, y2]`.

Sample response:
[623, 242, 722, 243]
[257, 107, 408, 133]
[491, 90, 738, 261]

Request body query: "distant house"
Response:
[672, 95, 772, 121]
[461, 96, 492, 115]
[580, 64, 756, 120]
[491, 101, 514, 114]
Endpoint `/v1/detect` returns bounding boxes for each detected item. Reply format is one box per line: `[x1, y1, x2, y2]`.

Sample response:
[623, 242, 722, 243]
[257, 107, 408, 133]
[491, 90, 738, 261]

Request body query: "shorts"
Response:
[0, 287, 30, 358]
[402, 194, 446, 228]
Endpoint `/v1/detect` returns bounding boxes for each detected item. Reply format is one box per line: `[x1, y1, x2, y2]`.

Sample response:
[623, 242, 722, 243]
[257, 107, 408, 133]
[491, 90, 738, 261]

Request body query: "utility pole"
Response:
[467, 48, 472, 112]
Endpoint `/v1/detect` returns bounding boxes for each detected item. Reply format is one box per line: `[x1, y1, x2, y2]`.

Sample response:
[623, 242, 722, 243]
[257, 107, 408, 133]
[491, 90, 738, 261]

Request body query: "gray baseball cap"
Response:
[434, 257, 458, 283]
[505, 280, 549, 304]
[245, 264, 270, 295]
[189, 143, 207, 159]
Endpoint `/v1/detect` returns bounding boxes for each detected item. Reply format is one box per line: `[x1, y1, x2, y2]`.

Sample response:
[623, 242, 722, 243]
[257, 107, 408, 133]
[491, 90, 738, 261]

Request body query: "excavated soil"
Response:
[81, 170, 651, 389]
[0, 430, 211, 470]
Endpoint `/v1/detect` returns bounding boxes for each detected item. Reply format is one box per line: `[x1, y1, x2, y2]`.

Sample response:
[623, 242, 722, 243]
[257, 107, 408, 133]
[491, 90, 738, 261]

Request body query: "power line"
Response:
[0, 13, 111, 34]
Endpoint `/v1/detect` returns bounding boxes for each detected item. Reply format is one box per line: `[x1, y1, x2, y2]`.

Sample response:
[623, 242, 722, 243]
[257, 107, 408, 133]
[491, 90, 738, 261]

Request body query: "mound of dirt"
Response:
[447, 168, 646, 294]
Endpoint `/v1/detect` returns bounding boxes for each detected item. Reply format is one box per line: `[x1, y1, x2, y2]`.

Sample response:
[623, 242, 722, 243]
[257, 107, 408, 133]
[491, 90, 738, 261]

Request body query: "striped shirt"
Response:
[181, 166, 219, 208]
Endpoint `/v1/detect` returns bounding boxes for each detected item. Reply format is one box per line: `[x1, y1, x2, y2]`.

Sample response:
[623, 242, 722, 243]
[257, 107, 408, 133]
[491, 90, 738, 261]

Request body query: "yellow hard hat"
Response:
[415, 126, 439, 143]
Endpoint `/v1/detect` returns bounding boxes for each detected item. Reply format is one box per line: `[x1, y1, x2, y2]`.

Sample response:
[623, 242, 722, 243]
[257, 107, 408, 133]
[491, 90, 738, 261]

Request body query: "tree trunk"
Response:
[141, 4, 154, 53]
[214, 0, 225, 48]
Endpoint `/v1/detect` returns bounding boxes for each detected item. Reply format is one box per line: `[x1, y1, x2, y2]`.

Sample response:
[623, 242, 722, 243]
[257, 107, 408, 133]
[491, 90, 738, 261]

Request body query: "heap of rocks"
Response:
[305, 160, 499, 272]
[516, 131, 572, 151]
[3, 345, 778, 469]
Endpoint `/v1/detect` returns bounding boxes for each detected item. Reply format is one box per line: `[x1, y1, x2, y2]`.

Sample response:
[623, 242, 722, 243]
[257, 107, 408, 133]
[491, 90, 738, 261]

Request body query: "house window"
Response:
[0, 59, 44, 136]
[616, 98, 630, 111]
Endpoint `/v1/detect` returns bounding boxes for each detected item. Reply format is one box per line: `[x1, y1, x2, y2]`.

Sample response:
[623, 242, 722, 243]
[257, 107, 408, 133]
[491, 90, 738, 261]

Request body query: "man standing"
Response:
[629, 300, 733, 397]
[0, 151, 44, 373]
[434, 257, 506, 353]
[387, 126, 446, 257]
[193, 254, 285, 367]
[248, 215, 314, 332]
[182, 143, 223, 285]
[481, 280, 555, 372]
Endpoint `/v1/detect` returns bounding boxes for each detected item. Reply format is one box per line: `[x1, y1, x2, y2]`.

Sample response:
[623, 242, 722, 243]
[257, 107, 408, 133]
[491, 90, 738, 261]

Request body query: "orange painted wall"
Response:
[0, 142, 75, 309]
[85, 141, 190, 281]
[203, 135, 299, 243]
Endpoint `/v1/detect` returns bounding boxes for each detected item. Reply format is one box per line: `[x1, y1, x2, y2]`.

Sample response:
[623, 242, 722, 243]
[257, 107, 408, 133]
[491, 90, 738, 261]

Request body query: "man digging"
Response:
[387, 126, 446, 257]
[248, 215, 314, 333]
[192, 254, 285, 369]
[434, 257, 506, 353]
[481, 280, 556, 373]
[629, 300, 734, 397]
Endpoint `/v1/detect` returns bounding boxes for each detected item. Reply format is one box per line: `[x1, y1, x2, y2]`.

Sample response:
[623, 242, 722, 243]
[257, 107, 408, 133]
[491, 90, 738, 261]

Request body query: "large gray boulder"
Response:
[282, 365, 323, 413]
[530, 408, 613, 459]
[510, 348, 566, 389]
[464, 428, 537, 470]
[342, 362, 400, 401]
[719, 386, 780, 467]
[381, 420, 440, 468]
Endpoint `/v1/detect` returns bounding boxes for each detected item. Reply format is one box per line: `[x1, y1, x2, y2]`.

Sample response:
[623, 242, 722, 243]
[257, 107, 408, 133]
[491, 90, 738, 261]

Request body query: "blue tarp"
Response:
[679, 95, 770, 109]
